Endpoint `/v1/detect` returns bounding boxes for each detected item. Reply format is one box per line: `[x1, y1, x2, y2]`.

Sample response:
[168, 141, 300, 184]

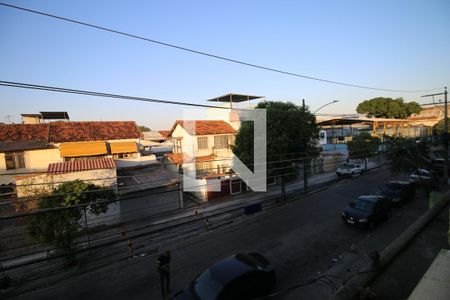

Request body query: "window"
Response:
[197, 137, 208, 150]
[5, 152, 25, 170]
[174, 139, 182, 153]
[113, 153, 136, 159]
[214, 135, 229, 149]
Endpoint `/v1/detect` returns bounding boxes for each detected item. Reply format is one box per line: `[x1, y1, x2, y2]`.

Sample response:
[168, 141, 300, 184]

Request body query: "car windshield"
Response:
[351, 198, 375, 212]
[342, 163, 354, 169]
[193, 269, 223, 300]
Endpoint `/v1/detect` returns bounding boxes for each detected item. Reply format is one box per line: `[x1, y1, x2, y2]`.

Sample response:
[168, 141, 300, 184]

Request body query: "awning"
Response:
[60, 141, 107, 157]
[110, 141, 138, 154]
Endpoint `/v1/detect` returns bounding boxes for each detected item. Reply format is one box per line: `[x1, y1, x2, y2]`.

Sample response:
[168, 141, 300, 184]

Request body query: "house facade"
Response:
[166, 120, 236, 176]
[163, 119, 250, 201]
[0, 121, 154, 185]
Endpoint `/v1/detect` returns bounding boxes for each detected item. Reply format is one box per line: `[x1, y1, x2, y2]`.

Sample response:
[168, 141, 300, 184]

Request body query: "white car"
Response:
[336, 163, 364, 177]
[409, 169, 432, 184]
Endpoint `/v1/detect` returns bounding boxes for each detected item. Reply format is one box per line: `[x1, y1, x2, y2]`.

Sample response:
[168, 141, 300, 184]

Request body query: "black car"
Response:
[380, 181, 415, 205]
[173, 253, 276, 300]
[341, 195, 391, 229]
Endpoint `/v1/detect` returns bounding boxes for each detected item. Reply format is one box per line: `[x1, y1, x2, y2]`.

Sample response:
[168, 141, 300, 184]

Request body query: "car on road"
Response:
[336, 163, 364, 177]
[380, 181, 415, 206]
[341, 195, 391, 229]
[172, 252, 276, 300]
[409, 169, 432, 184]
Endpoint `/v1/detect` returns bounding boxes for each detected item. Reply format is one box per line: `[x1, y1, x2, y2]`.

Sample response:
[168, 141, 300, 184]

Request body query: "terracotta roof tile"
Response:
[0, 121, 143, 144]
[170, 120, 236, 136]
[48, 121, 143, 143]
[158, 130, 171, 138]
[165, 153, 216, 164]
[47, 158, 116, 174]
[0, 124, 49, 141]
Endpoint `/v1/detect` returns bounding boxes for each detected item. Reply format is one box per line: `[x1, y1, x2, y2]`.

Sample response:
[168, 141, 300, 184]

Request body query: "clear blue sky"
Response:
[1, 0, 449, 129]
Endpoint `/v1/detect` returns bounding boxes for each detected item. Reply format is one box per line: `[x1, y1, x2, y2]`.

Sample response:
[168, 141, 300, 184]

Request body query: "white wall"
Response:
[15, 168, 117, 197]
[114, 154, 157, 168]
[15, 168, 120, 226]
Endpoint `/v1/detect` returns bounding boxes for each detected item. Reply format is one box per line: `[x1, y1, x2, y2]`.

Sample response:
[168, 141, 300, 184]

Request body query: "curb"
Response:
[329, 190, 450, 300]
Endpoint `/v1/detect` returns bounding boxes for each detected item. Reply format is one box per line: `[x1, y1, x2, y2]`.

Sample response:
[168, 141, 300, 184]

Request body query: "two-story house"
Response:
[165, 120, 236, 176]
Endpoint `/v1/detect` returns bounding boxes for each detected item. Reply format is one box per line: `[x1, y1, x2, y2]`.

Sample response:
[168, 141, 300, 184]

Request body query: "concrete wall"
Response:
[15, 168, 117, 197]
[114, 154, 157, 168]
[15, 168, 120, 226]
[119, 185, 182, 222]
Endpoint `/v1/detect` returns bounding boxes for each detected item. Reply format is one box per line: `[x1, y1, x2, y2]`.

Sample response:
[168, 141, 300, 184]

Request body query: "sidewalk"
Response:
[368, 200, 449, 299]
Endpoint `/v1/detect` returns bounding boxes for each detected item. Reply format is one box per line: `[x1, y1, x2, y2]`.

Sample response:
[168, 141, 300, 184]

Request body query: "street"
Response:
[14, 166, 429, 300]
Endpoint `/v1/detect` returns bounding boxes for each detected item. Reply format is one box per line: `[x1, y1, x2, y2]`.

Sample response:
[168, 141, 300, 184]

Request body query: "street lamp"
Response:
[313, 100, 339, 114]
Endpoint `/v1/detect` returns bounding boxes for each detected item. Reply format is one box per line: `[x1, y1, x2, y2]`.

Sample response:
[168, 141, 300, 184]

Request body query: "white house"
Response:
[165, 120, 236, 176]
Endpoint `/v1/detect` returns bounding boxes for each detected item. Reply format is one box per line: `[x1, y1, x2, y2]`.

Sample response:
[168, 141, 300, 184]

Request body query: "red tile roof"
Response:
[165, 153, 216, 164]
[158, 130, 171, 138]
[0, 121, 143, 144]
[0, 124, 49, 141]
[47, 158, 116, 174]
[48, 121, 143, 143]
[170, 120, 236, 136]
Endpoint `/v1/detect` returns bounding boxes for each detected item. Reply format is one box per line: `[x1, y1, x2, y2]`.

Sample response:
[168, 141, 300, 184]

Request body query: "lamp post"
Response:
[301, 99, 339, 191]
[312, 100, 339, 150]
[313, 100, 339, 114]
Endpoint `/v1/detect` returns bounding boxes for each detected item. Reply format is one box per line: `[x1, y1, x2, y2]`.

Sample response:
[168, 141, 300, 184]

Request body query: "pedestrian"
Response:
[157, 250, 171, 299]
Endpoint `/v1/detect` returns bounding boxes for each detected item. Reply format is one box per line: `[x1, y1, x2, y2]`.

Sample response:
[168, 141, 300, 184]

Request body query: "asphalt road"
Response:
[14, 166, 429, 300]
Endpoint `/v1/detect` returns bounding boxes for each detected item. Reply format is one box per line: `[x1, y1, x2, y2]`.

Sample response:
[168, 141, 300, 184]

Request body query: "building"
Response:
[140, 130, 173, 159]
[0, 120, 155, 185]
[165, 120, 236, 177]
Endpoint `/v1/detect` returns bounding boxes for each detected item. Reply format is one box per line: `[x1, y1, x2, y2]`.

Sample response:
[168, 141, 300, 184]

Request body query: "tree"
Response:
[433, 119, 449, 133]
[347, 132, 380, 170]
[356, 97, 421, 118]
[138, 125, 151, 132]
[384, 137, 430, 173]
[232, 101, 319, 184]
[27, 180, 114, 266]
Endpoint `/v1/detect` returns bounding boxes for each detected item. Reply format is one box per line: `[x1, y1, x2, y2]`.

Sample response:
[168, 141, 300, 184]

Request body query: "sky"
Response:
[0, 0, 449, 129]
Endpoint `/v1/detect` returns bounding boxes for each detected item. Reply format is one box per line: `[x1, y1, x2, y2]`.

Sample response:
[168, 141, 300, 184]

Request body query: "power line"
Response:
[0, 2, 442, 93]
[0, 80, 226, 109]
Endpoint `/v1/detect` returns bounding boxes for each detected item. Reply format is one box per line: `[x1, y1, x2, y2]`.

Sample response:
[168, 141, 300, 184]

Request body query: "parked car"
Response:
[341, 195, 391, 229]
[173, 253, 276, 300]
[380, 181, 415, 205]
[409, 169, 433, 184]
[336, 163, 364, 177]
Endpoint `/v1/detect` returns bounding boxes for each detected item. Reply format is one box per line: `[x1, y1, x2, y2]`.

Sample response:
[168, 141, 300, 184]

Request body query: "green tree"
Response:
[384, 137, 430, 174]
[232, 101, 319, 184]
[433, 119, 449, 133]
[138, 125, 151, 132]
[356, 97, 421, 118]
[347, 132, 381, 170]
[27, 180, 114, 266]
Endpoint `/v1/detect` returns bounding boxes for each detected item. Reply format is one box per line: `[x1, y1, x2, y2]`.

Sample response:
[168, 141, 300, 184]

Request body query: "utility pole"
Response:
[422, 87, 448, 184]
[444, 87, 448, 185]
[302, 99, 309, 191]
